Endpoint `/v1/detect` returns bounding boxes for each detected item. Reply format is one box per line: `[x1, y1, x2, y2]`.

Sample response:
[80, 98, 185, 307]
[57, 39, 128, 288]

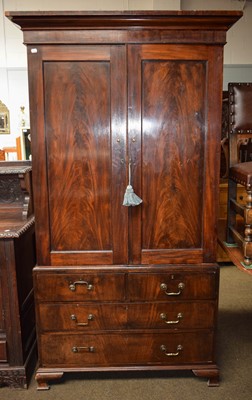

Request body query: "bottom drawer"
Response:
[40, 331, 214, 367]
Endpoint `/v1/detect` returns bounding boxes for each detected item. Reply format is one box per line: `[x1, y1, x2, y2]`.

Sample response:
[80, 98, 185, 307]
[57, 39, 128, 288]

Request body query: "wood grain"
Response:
[45, 61, 111, 252]
[142, 60, 205, 250]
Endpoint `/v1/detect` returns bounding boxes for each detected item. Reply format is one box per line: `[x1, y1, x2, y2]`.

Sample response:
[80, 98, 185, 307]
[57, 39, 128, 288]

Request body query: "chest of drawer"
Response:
[40, 331, 214, 367]
[128, 271, 218, 301]
[34, 272, 125, 302]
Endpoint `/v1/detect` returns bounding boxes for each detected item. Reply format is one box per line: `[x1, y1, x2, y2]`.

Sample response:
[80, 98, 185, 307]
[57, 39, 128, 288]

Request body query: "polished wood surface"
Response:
[38, 301, 215, 331]
[26, 45, 127, 266]
[46, 60, 111, 250]
[39, 332, 215, 367]
[34, 265, 218, 371]
[6, 10, 241, 32]
[6, 10, 242, 389]
[141, 57, 204, 249]
[128, 44, 222, 264]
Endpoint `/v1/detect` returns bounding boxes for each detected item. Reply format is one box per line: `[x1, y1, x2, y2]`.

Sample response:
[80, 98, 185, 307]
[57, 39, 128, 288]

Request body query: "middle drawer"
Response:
[37, 301, 216, 331]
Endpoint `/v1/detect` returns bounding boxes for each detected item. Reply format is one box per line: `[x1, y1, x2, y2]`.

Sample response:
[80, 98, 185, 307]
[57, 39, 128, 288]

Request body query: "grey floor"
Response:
[1, 264, 252, 400]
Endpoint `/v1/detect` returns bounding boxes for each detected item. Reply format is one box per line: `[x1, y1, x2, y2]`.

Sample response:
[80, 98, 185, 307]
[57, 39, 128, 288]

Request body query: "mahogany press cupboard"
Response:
[6, 10, 241, 390]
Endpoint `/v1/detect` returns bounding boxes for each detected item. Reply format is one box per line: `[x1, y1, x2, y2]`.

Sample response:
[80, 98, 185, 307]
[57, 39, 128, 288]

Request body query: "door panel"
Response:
[45, 61, 111, 252]
[142, 60, 205, 250]
[30, 45, 127, 265]
[128, 44, 219, 264]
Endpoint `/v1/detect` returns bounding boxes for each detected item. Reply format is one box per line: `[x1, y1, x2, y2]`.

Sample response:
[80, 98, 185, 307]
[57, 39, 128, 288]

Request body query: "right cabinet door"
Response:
[128, 44, 223, 265]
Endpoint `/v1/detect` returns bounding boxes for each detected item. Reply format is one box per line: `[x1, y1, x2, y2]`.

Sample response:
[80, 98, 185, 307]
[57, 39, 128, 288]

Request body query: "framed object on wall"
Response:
[0, 100, 10, 134]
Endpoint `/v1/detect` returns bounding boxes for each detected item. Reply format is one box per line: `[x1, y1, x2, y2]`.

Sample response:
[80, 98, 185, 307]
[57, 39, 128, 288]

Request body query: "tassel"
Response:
[122, 161, 143, 207]
[123, 185, 143, 206]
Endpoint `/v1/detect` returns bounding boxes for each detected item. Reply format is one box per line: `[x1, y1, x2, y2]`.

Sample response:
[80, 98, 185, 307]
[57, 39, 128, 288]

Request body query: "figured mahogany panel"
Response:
[126, 301, 215, 329]
[128, 271, 218, 301]
[37, 301, 215, 331]
[37, 303, 128, 331]
[44, 61, 111, 252]
[34, 272, 126, 302]
[142, 60, 205, 250]
[39, 331, 214, 367]
[128, 44, 221, 264]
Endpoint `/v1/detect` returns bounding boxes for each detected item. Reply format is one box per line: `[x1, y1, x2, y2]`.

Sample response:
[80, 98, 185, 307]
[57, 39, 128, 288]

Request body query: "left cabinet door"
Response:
[28, 45, 128, 266]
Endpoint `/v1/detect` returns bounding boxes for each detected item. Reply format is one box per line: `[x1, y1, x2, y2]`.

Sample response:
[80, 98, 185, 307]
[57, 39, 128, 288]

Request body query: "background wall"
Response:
[0, 0, 252, 151]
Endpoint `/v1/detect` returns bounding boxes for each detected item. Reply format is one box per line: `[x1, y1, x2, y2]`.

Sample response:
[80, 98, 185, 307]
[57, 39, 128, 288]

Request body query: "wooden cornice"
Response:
[5, 10, 242, 31]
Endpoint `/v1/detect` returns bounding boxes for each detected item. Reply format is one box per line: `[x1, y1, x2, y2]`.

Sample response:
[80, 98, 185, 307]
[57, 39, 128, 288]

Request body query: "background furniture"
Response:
[0, 161, 36, 388]
[217, 179, 247, 263]
[2, 137, 22, 161]
[226, 83, 252, 267]
[7, 10, 241, 390]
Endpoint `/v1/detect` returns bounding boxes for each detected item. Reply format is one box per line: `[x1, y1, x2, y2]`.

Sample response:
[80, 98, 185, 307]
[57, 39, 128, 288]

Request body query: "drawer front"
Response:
[37, 303, 128, 331]
[128, 272, 218, 301]
[40, 332, 214, 367]
[34, 273, 125, 302]
[127, 301, 216, 329]
[37, 301, 215, 331]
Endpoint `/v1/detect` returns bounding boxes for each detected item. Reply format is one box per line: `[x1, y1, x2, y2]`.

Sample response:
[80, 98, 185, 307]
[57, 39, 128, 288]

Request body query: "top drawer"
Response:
[34, 272, 125, 302]
[128, 271, 218, 301]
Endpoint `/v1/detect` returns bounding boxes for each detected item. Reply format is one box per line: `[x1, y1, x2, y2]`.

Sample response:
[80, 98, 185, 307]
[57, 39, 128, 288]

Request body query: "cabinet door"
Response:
[29, 45, 127, 265]
[128, 44, 222, 264]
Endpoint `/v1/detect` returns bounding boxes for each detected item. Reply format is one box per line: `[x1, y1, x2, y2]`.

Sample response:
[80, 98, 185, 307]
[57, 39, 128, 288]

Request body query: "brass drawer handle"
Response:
[160, 344, 183, 357]
[160, 312, 183, 324]
[71, 313, 94, 326]
[69, 280, 93, 292]
[72, 346, 95, 353]
[160, 282, 185, 296]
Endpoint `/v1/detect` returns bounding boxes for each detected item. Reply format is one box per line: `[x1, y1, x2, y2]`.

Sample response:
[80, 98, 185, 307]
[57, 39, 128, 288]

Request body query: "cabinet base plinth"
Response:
[35, 365, 220, 390]
[192, 367, 220, 386]
[36, 372, 64, 390]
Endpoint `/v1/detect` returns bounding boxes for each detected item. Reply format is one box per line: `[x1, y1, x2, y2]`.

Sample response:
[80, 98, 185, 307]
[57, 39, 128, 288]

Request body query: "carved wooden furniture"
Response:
[226, 83, 252, 267]
[0, 161, 36, 388]
[6, 10, 242, 390]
